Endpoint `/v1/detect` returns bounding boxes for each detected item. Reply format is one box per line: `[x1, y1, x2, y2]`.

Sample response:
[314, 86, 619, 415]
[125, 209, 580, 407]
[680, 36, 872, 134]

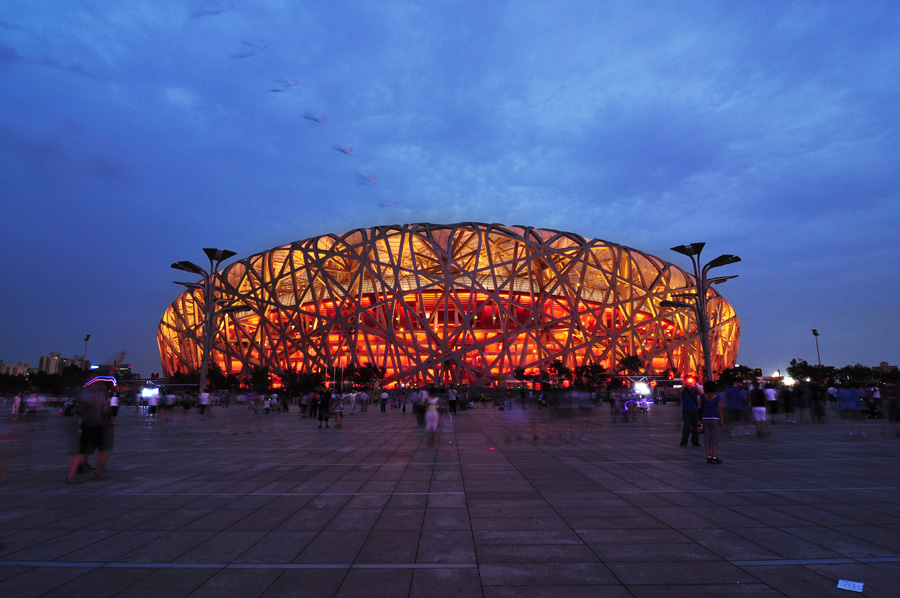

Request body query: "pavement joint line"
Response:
[731, 556, 900, 566]
[0, 490, 467, 497]
[615, 486, 900, 494]
[0, 560, 479, 570]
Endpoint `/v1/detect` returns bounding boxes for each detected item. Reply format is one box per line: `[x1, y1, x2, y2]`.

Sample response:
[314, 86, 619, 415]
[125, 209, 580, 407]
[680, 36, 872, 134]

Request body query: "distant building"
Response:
[39, 352, 62, 375]
[61, 355, 90, 371]
[874, 361, 897, 373]
[92, 363, 134, 380]
[6, 361, 32, 376]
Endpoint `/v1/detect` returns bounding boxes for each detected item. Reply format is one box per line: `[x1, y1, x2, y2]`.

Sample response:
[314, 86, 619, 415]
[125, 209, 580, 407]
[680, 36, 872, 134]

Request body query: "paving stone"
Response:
[0, 404, 898, 597]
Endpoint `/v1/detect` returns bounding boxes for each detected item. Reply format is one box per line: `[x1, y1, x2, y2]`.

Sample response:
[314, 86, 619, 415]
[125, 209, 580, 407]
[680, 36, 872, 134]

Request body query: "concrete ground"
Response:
[0, 399, 898, 597]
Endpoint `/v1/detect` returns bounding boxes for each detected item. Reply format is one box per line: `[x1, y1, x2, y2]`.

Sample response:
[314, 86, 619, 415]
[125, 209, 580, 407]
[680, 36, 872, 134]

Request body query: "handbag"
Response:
[696, 420, 704, 434]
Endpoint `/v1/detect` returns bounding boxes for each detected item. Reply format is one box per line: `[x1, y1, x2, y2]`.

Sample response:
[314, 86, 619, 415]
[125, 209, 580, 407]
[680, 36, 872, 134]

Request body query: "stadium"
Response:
[157, 223, 740, 386]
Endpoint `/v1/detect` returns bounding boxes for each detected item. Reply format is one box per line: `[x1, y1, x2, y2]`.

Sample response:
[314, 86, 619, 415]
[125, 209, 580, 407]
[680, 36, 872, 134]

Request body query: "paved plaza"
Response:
[1, 399, 898, 597]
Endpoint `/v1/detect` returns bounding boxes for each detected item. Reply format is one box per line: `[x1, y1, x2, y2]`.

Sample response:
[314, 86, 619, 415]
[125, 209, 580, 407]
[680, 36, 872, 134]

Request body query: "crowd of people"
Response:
[680, 378, 900, 465]
[4, 372, 898, 485]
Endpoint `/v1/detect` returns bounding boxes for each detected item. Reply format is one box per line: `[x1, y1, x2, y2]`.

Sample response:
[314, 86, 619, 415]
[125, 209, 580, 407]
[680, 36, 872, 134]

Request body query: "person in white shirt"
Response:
[109, 393, 120, 424]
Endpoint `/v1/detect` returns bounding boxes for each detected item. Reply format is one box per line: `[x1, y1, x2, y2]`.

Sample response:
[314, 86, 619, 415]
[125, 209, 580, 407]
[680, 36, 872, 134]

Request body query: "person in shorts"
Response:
[65, 375, 116, 483]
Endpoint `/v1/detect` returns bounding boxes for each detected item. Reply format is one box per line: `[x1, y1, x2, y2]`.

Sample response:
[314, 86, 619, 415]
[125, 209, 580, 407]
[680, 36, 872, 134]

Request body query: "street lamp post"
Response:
[811, 329, 822, 367]
[83, 334, 91, 370]
[172, 247, 237, 393]
[662, 243, 740, 382]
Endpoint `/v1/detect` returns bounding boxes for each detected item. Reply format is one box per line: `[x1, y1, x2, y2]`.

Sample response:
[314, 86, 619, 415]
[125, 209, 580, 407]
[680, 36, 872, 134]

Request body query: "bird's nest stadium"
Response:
[158, 222, 739, 386]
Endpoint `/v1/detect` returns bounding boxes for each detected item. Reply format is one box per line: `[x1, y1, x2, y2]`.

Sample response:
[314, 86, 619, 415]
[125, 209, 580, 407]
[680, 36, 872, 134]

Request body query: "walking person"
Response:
[425, 392, 439, 447]
[749, 381, 767, 437]
[317, 392, 331, 428]
[700, 380, 724, 464]
[109, 392, 120, 425]
[309, 392, 319, 421]
[332, 393, 344, 428]
[65, 375, 116, 483]
[679, 380, 701, 447]
[11, 394, 21, 421]
[299, 393, 309, 417]
[199, 391, 210, 419]
[448, 387, 457, 415]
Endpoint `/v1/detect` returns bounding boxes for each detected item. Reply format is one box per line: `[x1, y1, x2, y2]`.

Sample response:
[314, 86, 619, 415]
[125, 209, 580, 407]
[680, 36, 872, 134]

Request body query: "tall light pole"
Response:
[83, 334, 91, 370]
[661, 243, 740, 382]
[811, 329, 822, 367]
[172, 247, 237, 393]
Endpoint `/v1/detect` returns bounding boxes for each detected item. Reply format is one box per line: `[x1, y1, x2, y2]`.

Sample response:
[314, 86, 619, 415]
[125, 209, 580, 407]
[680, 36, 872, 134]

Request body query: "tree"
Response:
[206, 364, 232, 391]
[719, 365, 756, 386]
[574, 363, 608, 388]
[548, 359, 571, 385]
[836, 364, 874, 387]
[787, 358, 835, 384]
[617, 355, 645, 376]
[247, 366, 271, 393]
[356, 363, 384, 389]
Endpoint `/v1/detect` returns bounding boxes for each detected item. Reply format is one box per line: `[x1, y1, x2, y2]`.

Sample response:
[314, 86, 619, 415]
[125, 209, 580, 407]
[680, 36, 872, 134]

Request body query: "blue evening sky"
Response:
[1, 1, 898, 377]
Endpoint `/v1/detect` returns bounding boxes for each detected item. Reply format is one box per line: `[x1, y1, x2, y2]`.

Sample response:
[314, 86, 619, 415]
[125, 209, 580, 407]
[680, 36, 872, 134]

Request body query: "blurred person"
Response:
[764, 384, 779, 424]
[724, 383, 748, 436]
[425, 391, 439, 447]
[700, 380, 724, 464]
[317, 391, 331, 428]
[358, 390, 368, 412]
[749, 381, 767, 437]
[794, 382, 810, 423]
[448, 386, 458, 415]
[780, 385, 796, 423]
[679, 379, 701, 447]
[24, 392, 39, 422]
[838, 386, 866, 437]
[809, 382, 827, 423]
[309, 392, 320, 420]
[199, 391, 210, 419]
[380, 389, 389, 412]
[415, 388, 428, 426]
[65, 375, 116, 483]
[332, 393, 344, 428]
[11, 394, 22, 421]
[109, 392, 120, 425]
[299, 392, 309, 417]
[182, 393, 193, 421]
[826, 384, 838, 410]
[159, 391, 171, 422]
[146, 389, 158, 421]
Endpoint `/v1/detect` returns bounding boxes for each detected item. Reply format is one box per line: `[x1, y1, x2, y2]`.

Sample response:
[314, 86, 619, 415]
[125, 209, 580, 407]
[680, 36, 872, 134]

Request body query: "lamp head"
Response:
[671, 242, 705, 257]
[171, 261, 206, 275]
[203, 248, 237, 263]
[660, 300, 694, 309]
[174, 281, 204, 290]
[706, 254, 742, 269]
[707, 274, 739, 285]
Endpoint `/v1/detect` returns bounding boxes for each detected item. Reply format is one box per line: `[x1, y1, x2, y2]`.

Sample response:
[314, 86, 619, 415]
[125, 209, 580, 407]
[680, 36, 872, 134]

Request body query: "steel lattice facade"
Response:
[157, 223, 740, 385]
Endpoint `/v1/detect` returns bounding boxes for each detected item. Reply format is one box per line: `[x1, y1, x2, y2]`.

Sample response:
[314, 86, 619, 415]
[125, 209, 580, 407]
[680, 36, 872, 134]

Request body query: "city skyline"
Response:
[2, 2, 899, 378]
